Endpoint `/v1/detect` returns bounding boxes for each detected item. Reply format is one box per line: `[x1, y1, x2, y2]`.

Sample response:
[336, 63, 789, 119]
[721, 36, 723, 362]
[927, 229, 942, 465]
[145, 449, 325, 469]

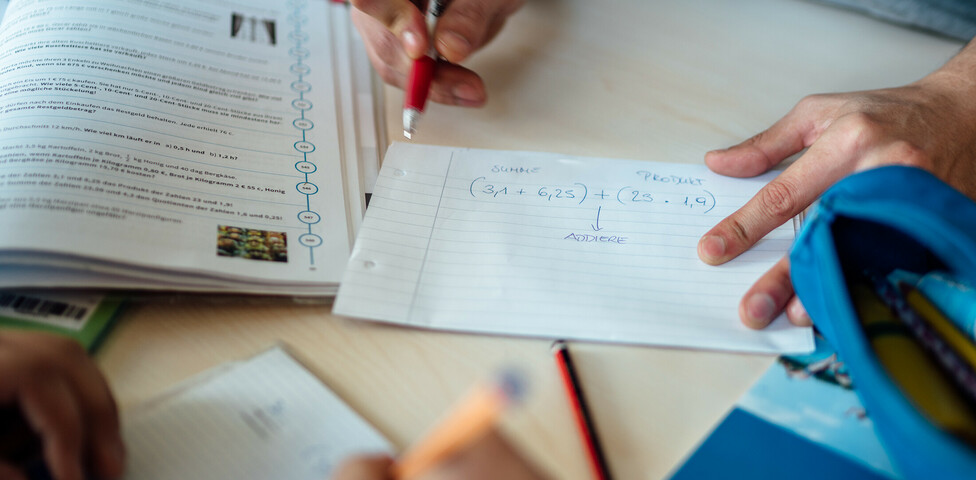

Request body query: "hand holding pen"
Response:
[349, 0, 525, 127]
[402, 0, 448, 138]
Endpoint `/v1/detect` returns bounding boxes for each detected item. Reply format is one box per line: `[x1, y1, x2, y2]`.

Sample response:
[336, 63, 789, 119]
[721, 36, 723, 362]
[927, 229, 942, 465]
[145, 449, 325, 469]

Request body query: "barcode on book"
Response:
[0, 294, 88, 320]
[0, 293, 101, 330]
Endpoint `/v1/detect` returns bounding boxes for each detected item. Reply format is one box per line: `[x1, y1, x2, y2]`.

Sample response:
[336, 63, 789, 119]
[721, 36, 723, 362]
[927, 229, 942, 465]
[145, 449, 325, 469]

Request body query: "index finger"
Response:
[704, 94, 838, 179]
[350, 0, 428, 58]
[19, 377, 85, 480]
[47, 345, 123, 479]
[434, 0, 524, 63]
[698, 132, 854, 265]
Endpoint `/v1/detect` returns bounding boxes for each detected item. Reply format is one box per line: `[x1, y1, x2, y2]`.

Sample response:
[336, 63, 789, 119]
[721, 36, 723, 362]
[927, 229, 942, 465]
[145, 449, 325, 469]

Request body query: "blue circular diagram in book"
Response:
[295, 161, 316, 174]
[298, 211, 321, 224]
[292, 99, 312, 111]
[293, 119, 313, 130]
[298, 233, 323, 248]
[294, 141, 315, 153]
[296, 182, 318, 195]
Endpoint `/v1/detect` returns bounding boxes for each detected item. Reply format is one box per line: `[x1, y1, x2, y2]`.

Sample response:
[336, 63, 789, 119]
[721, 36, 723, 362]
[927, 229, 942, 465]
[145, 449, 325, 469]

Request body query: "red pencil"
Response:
[402, 0, 447, 139]
[552, 340, 613, 480]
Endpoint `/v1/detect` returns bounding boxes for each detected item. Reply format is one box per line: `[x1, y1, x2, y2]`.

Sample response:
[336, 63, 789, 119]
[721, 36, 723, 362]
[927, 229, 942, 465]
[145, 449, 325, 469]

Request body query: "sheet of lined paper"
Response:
[121, 347, 392, 480]
[335, 143, 813, 354]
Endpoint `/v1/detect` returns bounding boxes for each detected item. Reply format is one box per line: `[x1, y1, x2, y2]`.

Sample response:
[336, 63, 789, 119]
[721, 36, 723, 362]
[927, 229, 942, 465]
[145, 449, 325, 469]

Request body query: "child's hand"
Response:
[0, 331, 124, 480]
[332, 429, 548, 480]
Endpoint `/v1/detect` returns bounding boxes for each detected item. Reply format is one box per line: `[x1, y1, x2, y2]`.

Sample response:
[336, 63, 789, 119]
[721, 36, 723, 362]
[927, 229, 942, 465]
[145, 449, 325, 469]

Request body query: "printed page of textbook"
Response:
[335, 143, 813, 354]
[0, 0, 353, 289]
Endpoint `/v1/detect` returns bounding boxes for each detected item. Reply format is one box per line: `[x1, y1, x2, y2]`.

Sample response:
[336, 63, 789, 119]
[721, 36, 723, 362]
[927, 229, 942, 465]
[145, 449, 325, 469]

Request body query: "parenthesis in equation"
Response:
[469, 176, 485, 198]
[704, 189, 716, 213]
[616, 186, 630, 205]
[575, 182, 587, 205]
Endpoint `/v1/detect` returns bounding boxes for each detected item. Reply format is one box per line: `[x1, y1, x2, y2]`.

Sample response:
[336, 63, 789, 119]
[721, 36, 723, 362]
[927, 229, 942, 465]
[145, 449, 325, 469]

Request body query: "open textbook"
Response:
[334, 143, 814, 354]
[0, 0, 383, 295]
[121, 346, 393, 480]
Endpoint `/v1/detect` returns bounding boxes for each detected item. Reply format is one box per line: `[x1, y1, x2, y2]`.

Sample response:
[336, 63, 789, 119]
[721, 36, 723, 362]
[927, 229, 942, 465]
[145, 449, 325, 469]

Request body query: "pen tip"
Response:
[550, 340, 568, 353]
[403, 108, 420, 141]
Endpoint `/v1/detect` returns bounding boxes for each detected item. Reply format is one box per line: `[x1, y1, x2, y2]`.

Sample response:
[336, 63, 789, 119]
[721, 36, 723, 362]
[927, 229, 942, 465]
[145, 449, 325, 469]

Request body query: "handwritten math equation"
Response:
[467, 168, 716, 214]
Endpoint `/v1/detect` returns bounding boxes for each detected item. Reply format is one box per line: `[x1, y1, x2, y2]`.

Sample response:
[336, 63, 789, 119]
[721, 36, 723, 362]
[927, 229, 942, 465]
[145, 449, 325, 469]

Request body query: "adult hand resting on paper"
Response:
[350, 0, 524, 107]
[0, 331, 124, 480]
[331, 429, 548, 480]
[698, 38, 976, 330]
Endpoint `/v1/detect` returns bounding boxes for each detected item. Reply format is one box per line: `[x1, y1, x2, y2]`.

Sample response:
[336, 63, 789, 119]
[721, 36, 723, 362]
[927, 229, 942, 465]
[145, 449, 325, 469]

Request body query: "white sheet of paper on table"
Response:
[335, 143, 813, 354]
[121, 346, 392, 480]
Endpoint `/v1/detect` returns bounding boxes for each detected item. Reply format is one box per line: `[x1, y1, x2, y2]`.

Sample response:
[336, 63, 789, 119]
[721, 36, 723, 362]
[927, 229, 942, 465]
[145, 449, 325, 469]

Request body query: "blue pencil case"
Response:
[790, 165, 976, 479]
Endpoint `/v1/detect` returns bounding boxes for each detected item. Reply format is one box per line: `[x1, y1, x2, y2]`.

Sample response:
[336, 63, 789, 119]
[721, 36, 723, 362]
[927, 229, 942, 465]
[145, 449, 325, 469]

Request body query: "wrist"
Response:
[920, 41, 976, 95]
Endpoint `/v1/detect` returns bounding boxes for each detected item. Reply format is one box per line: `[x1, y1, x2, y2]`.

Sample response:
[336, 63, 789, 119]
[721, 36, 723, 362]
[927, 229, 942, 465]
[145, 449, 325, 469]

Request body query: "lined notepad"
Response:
[334, 143, 813, 354]
[121, 347, 392, 480]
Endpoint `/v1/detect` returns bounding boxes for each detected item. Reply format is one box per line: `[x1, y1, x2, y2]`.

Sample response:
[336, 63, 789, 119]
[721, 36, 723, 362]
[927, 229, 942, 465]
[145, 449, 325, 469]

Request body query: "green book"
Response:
[0, 292, 124, 352]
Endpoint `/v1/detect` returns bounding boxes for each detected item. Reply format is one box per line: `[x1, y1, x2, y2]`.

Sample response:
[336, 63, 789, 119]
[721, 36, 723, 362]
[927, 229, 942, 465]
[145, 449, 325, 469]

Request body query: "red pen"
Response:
[552, 340, 613, 480]
[403, 0, 447, 139]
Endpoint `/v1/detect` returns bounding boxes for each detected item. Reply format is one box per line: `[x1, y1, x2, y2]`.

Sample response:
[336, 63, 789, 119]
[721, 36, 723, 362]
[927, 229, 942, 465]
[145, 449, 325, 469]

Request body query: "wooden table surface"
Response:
[97, 1, 963, 478]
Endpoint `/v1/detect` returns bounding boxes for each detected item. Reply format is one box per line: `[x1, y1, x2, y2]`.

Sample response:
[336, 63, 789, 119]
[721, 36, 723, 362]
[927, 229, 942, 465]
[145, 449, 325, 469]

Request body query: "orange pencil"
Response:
[392, 370, 526, 479]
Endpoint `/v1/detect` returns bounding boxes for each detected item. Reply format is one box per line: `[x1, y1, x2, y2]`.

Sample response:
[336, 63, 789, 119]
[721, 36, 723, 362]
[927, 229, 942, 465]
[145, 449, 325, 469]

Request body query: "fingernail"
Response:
[745, 293, 777, 326]
[402, 30, 422, 57]
[452, 83, 483, 105]
[788, 301, 811, 325]
[698, 235, 726, 262]
[438, 31, 471, 60]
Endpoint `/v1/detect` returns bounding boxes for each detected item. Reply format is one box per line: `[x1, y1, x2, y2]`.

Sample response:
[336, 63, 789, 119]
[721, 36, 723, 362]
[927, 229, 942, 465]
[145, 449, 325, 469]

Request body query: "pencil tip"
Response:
[550, 339, 568, 353]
